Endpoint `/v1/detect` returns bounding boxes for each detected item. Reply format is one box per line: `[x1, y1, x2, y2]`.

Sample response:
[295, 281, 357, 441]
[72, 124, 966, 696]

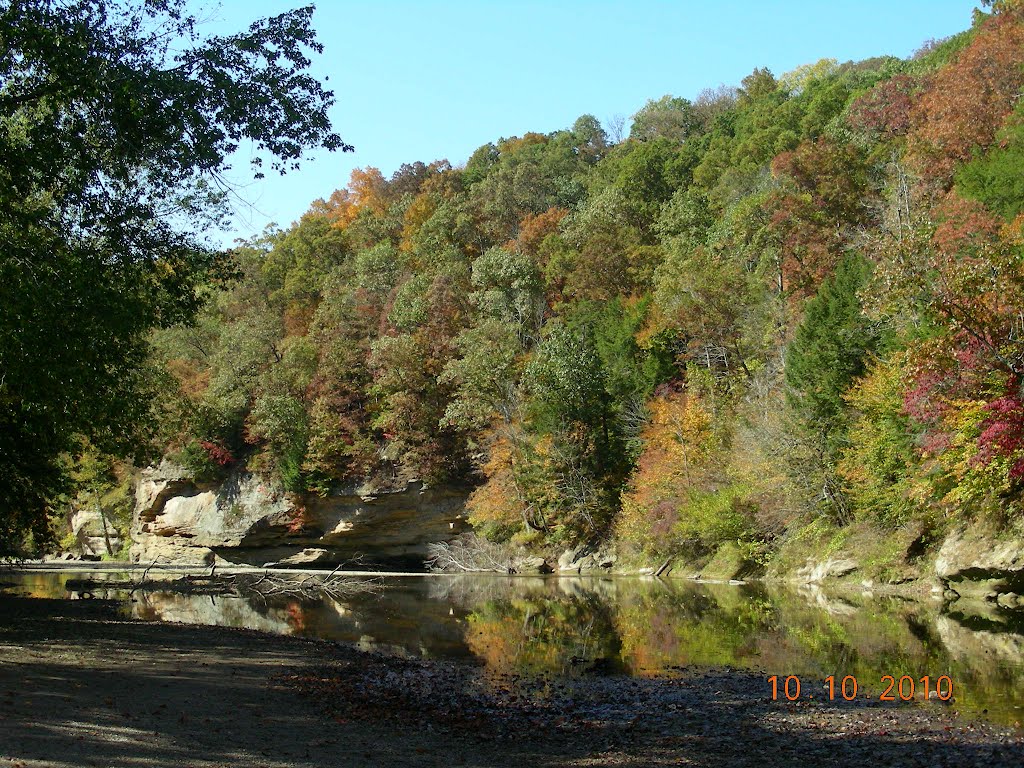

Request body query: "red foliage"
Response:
[909, 12, 1024, 183]
[847, 74, 917, 138]
[771, 138, 869, 226]
[285, 504, 314, 535]
[975, 380, 1024, 480]
[284, 601, 309, 632]
[763, 190, 837, 299]
[200, 440, 235, 466]
[763, 138, 872, 299]
[902, 335, 989, 455]
[903, 370, 951, 425]
[931, 191, 1002, 256]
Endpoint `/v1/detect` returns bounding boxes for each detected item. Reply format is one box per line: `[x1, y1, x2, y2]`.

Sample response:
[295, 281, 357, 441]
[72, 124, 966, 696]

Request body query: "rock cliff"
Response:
[131, 462, 472, 568]
[69, 506, 123, 559]
[935, 526, 1024, 613]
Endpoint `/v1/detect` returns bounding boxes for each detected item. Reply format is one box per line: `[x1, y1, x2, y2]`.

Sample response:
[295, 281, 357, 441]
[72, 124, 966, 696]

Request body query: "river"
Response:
[4, 570, 1024, 727]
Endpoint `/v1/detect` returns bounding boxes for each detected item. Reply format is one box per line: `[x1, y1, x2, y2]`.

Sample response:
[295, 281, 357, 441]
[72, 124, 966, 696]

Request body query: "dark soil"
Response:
[1, 595, 1022, 767]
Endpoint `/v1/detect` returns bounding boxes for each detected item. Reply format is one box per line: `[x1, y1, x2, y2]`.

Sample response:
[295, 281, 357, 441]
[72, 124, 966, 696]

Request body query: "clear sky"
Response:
[207, 0, 983, 245]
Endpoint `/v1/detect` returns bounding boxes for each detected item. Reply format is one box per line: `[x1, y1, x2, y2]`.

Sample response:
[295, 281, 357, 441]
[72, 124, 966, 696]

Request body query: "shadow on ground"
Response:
[0, 596, 1021, 768]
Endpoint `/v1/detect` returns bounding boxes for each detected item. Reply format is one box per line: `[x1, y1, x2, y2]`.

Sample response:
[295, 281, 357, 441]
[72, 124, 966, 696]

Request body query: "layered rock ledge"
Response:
[131, 462, 471, 568]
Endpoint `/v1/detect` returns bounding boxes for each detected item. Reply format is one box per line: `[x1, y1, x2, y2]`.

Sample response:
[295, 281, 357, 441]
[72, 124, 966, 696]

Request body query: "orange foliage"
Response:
[400, 191, 438, 252]
[419, 166, 464, 199]
[932, 191, 1003, 255]
[1003, 212, 1024, 245]
[465, 433, 522, 530]
[283, 302, 316, 338]
[616, 388, 716, 552]
[909, 12, 1024, 183]
[164, 358, 210, 400]
[308, 167, 392, 231]
[465, 614, 521, 674]
[514, 207, 569, 256]
[307, 188, 358, 228]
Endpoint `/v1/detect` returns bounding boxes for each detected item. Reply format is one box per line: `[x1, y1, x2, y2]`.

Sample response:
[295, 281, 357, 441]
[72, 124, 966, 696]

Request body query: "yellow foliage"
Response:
[307, 188, 358, 228]
[615, 388, 719, 551]
[466, 433, 522, 531]
[496, 132, 547, 155]
[399, 191, 437, 252]
[309, 167, 391, 231]
[347, 166, 389, 216]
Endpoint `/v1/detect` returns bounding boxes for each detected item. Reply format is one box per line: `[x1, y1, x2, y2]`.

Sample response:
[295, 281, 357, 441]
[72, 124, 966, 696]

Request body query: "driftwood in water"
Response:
[65, 569, 380, 600]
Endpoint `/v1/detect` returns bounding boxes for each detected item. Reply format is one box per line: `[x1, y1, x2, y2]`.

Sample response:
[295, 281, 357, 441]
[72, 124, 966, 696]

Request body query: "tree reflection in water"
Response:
[7, 571, 1024, 725]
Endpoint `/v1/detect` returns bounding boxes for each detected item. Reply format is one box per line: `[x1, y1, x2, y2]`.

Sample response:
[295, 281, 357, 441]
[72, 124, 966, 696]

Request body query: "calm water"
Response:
[5, 571, 1024, 726]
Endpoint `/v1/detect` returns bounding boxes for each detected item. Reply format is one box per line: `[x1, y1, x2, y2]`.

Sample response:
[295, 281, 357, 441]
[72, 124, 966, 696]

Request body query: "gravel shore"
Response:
[1, 594, 1022, 767]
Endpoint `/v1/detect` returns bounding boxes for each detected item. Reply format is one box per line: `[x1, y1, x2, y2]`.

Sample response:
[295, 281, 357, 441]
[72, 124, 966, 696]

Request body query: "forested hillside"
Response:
[59, 3, 1024, 570]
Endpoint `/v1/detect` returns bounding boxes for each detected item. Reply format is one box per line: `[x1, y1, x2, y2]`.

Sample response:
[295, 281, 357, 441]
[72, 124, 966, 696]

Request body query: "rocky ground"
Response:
[1, 594, 1023, 768]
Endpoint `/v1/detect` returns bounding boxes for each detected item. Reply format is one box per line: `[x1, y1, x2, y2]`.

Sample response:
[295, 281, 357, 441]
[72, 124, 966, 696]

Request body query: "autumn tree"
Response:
[908, 8, 1024, 185]
[955, 103, 1024, 221]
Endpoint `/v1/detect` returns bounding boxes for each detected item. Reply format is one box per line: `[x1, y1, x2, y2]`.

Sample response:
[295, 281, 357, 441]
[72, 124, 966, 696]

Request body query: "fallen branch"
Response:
[66, 570, 381, 600]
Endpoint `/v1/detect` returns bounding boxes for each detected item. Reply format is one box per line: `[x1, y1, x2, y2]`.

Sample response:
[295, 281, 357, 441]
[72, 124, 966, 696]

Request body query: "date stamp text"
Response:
[768, 675, 954, 702]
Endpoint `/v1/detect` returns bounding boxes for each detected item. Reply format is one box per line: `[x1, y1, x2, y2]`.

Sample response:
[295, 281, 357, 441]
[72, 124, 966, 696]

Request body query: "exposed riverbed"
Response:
[2, 588, 1024, 768]
[5, 567, 1024, 728]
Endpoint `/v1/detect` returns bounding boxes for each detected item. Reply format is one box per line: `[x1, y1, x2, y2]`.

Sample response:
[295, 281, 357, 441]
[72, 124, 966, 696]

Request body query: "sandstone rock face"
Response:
[516, 556, 553, 574]
[935, 528, 1024, 586]
[794, 558, 858, 584]
[934, 527, 1024, 614]
[275, 548, 333, 567]
[70, 507, 121, 558]
[556, 544, 617, 573]
[131, 463, 471, 568]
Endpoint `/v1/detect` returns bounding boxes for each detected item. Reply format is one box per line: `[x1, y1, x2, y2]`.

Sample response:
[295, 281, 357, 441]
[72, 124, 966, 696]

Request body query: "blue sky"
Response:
[208, 0, 982, 245]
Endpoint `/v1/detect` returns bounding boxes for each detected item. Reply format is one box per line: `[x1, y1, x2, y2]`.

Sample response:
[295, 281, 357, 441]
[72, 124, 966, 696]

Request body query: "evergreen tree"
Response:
[784, 253, 877, 520]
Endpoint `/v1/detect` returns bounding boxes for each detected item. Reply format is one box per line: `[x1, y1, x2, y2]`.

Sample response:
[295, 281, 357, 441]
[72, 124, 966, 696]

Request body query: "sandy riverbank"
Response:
[1, 594, 1023, 767]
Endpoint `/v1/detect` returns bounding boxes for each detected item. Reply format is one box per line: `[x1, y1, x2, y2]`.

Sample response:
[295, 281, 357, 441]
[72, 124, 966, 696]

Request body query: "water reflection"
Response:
[5, 571, 1024, 726]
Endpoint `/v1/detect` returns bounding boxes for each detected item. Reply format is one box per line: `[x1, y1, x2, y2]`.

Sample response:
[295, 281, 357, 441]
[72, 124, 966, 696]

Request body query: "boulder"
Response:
[997, 592, 1023, 610]
[516, 556, 553, 574]
[557, 547, 585, 572]
[556, 543, 617, 573]
[592, 547, 617, 569]
[134, 461, 196, 524]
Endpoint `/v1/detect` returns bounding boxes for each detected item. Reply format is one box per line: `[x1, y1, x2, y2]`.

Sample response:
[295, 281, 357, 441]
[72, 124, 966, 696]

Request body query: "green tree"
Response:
[956, 103, 1024, 221]
[784, 253, 877, 521]
[0, 1, 347, 551]
[630, 95, 700, 143]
